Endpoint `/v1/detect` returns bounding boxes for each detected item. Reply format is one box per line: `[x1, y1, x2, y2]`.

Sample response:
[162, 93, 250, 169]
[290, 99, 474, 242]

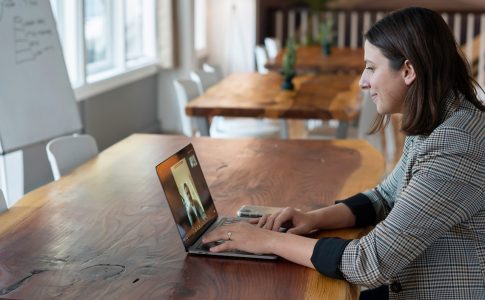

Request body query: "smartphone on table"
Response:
[236, 205, 282, 218]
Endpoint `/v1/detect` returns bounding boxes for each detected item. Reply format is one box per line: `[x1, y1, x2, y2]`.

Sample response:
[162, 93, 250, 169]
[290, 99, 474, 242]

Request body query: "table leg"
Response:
[336, 121, 349, 139]
[279, 119, 289, 139]
[194, 117, 210, 136]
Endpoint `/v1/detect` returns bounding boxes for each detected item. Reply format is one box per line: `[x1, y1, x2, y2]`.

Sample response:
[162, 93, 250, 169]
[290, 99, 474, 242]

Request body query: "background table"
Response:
[0, 134, 384, 299]
[185, 72, 361, 139]
[266, 46, 364, 74]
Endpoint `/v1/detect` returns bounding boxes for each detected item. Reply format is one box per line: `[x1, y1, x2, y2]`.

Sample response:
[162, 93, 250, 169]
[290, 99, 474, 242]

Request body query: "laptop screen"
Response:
[155, 144, 218, 249]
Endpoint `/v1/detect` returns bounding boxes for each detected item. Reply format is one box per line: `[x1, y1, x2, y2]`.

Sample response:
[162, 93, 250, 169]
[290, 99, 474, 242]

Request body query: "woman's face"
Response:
[359, 41, 413, 114]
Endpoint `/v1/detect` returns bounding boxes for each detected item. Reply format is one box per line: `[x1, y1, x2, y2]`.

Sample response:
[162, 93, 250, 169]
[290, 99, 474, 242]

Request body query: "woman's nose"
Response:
[359, 74, 370, 89]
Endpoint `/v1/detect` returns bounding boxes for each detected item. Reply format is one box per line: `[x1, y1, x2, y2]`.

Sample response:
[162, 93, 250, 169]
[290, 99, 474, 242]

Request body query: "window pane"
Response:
[125, 0, 144, 61]
[85, 0, 111, 68]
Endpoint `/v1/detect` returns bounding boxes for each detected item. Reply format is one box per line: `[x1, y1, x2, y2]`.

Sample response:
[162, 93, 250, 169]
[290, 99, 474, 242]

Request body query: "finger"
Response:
[263, 213, 278, 230]
[202, 227, 231, 244]
[209, 241, 234, 253]
[270, 212, 287, 231]
[257, 214, 269, 227]
[271, 209, 290, 231]
[248, 217, 260, 224]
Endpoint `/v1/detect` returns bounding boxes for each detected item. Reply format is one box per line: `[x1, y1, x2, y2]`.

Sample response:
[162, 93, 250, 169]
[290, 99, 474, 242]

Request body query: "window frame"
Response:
[49, 0, 159, 101]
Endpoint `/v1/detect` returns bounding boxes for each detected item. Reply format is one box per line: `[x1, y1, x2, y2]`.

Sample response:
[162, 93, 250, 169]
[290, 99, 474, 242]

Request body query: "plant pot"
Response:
[322, 42, 332, 56]
[281, 74, 295, 90]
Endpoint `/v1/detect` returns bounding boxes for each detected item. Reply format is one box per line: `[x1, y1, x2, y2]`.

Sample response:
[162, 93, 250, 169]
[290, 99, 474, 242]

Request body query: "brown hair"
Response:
[365, 7, 485, 135]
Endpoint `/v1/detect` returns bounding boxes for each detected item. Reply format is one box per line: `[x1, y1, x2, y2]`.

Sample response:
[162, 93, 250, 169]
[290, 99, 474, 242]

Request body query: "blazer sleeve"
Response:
[339, 126, 484, 287]
[312, 138, 418, 276]
[336, 137, 414, 227]
[360, 137, 417, 223]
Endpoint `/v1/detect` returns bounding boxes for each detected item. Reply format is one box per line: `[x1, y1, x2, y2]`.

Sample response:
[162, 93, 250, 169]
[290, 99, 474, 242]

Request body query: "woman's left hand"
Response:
[202, 221, 277, 254]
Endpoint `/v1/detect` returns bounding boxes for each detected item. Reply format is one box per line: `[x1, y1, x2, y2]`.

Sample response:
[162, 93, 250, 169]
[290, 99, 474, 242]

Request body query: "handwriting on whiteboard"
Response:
[0, 0, 40, 23]
[0, 0, 53, 65]
[14, 16, 54, 65]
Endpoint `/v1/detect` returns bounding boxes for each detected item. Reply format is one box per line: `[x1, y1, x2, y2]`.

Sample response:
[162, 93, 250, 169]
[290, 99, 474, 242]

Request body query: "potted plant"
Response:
[281, 37, 297, 90]
[319, 18, 334, 56]
[302, 0, 336, 55]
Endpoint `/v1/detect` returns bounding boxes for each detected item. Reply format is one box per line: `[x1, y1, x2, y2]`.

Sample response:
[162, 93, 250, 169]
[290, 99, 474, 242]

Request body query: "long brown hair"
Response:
[365, 7, 485, 135]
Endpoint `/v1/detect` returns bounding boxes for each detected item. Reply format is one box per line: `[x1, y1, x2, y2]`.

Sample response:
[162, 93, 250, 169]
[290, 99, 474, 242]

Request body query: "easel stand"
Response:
[0, 150, 24, 208]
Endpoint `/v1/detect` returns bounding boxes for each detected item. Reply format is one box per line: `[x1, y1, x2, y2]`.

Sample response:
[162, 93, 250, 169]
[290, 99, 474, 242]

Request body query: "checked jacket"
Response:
[311, 96, 485, 299]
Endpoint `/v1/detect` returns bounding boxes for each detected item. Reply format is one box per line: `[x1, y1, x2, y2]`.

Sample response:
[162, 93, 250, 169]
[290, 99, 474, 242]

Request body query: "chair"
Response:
[190, 70, 219, 95]
[254, 45, 269, 74]
[264, 37, 281, 60]
[209, 117, 283, 138]
[202, 63, 223, 81]
[173, 79, 201, 137]
[0, 189, 7, 213]
[182, 72, 282, 138]
[46, 134, 99, 181]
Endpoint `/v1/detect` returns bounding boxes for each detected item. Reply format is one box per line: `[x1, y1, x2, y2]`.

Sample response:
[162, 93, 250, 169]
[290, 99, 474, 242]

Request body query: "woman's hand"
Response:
[252, 207, 317, 235]
[202, 221, 278, 254]
[202, 204, 356, 268]
[202, 218, 318, 268]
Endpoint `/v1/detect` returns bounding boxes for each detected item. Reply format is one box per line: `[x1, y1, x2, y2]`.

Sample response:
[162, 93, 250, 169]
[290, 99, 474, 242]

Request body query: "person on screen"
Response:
[203, 7, 485, 300]
[184, 183, 207, 222]
[180, 194, 197, 226]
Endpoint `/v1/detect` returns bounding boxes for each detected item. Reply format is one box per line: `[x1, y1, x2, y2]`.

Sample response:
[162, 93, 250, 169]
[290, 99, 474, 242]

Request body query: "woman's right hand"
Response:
[251, 207, 317, 235]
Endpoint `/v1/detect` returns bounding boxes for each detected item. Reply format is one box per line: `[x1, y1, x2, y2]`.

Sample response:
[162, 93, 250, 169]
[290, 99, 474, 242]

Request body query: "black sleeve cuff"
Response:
[335, 193, 376, 227]
[311, 237, 351, 279]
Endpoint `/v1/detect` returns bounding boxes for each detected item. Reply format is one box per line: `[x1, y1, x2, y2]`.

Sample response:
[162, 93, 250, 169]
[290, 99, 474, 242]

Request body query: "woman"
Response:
[184, 182, 207, 221]
[203, 7, 485, 299]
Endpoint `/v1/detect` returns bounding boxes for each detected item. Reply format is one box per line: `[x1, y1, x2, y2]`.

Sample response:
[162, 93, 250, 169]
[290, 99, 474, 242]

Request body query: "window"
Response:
[124, 0, 156, 66]
[85, 0, 113, 74]
[125, 0, 143, 62]
[49, 0, 157, 99]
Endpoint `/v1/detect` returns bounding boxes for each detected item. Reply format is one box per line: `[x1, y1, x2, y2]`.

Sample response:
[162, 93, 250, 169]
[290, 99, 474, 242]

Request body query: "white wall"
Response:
[157, 0, 197, 134]
[157, 0, 259, 134]
[207, 0, 256, 75]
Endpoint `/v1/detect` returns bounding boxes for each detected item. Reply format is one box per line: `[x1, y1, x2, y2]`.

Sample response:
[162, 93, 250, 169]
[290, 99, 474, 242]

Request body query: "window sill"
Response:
[74, 61, 159, 101]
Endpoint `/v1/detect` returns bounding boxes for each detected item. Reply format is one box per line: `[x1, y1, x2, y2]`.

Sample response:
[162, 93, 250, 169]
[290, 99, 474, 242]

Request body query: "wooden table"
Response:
[185, 72, 361, 139]
[0, 134, 384, 299]
[266, 46, 364, 74]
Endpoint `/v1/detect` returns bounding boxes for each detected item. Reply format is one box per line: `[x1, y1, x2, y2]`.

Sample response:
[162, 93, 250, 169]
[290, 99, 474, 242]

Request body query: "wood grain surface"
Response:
[0, 134, 384, 299]
[185, 72, 361, 121]
[265, 46, 364, 74]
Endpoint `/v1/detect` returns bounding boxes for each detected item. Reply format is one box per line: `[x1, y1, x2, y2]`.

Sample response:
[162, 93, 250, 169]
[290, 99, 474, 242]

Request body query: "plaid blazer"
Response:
[339, 98, 485, 299]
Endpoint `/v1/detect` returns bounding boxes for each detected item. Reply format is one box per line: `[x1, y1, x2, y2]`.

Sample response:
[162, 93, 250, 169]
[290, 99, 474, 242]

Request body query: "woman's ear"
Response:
[402, 60, 416, 86]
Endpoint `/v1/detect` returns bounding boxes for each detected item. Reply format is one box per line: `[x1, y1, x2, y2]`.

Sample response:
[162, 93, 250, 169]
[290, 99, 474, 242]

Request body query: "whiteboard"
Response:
[0, 0, 82, 154]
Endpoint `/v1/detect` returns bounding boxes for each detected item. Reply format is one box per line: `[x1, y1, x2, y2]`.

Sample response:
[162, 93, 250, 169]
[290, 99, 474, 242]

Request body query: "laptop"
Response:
[155, 143, 277, 260]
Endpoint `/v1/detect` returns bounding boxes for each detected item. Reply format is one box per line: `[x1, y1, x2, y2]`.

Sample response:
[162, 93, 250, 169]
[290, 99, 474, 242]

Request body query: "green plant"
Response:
[319, 18, 334, 46]
[282, 37, 297, 77]
[302, 0, 336, 46]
